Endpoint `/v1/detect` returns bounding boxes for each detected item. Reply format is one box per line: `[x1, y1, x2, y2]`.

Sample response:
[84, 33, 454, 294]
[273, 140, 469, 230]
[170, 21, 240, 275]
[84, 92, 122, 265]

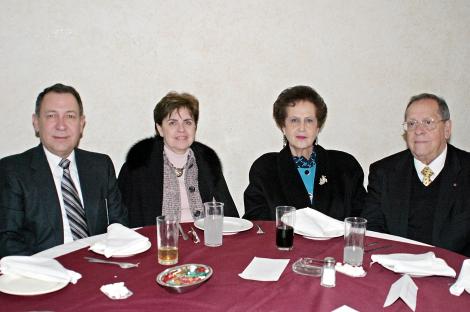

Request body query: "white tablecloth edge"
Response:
[366, 230, 432, 247]
[32, 227, 430, 259]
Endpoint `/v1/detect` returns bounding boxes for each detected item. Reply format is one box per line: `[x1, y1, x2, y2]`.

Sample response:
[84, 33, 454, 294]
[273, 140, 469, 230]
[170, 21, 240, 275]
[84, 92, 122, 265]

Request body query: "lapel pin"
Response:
[319, 175, 328, 185]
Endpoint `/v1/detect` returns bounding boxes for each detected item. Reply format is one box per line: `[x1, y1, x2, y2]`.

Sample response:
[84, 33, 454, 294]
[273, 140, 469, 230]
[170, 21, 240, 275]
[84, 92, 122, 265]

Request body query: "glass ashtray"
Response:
[292, 258, 324, 277]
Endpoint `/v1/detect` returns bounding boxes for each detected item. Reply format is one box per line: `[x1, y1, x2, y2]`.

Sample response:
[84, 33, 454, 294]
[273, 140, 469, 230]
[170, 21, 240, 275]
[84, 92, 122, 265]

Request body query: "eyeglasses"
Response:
[402, 118, 447, 132]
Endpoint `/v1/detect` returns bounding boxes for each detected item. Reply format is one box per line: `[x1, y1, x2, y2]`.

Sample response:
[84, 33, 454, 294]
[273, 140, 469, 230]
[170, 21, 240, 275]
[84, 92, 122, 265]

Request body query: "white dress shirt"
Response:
[414, 145, 447, 185]
[43, 147, 85, 243]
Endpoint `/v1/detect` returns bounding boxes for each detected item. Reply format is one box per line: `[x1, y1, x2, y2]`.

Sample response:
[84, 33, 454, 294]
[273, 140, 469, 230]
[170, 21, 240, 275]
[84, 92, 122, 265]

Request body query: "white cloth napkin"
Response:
[449, 259, 470, 296]
[371, 252, 456, 277]
[0, 256, 81, 284]
[239, 257, 290, 281]
[89, 223, 150, 258]
[100, 282, 133, 299]
[331, 305, 360, 312]
[294, 208, 344, 238]
[383, 274, 418, 311]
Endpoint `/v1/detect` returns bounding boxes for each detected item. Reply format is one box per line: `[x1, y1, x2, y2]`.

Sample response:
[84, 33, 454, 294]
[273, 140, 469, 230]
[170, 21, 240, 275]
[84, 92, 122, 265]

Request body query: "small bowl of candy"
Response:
[156, 264, 213, 294]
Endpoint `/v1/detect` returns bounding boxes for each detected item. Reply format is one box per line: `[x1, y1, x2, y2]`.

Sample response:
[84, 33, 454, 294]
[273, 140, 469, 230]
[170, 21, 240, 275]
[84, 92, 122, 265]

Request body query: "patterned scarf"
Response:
[293, 150, 317, 168]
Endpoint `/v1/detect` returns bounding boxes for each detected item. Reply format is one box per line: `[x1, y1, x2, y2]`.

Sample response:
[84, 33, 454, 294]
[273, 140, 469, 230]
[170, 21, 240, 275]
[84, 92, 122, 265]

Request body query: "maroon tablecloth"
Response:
[2, 222, 469, 311]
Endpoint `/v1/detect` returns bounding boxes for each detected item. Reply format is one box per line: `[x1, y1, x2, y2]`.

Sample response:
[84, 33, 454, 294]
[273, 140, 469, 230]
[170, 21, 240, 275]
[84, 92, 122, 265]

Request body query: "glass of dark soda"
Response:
[275, 206, 296, 250]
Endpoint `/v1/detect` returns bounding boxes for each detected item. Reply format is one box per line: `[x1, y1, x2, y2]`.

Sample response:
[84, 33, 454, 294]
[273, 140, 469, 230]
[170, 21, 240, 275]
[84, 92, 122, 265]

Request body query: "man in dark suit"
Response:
[0, 83, 127, 257]
[363, 93, 470, 256]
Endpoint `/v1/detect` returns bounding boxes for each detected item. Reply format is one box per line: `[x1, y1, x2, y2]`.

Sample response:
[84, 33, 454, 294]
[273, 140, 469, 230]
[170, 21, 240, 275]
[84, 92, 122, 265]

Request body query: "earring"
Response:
[283, 135, 287, 147]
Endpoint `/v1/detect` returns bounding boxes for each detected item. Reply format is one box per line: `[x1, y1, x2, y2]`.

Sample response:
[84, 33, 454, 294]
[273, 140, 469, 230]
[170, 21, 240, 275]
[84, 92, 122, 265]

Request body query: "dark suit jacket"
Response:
[118, 137, 239, 227]
[243, 144, 366, 221]
[0, 145, 128, 257]
[362, 144, 470, 256]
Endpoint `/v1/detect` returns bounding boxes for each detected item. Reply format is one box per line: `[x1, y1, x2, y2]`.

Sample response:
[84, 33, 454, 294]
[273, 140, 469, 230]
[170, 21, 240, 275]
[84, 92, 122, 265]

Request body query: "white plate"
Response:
[90, 240, 151, 258]
[296, 229, 342, 240]
[301, 235, 334, 241]
[0, 274, 68, 296]
[194, 217, 253, 234]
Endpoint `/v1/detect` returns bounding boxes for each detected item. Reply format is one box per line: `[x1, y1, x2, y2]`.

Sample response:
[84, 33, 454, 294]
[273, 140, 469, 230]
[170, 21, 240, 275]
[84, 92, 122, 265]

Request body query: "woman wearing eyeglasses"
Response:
[243, 85, 366, 221]
[118, 91, 238, 227]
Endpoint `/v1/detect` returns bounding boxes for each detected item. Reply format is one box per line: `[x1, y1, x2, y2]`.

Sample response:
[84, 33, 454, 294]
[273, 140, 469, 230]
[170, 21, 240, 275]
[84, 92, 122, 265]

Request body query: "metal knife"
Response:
[178, 224, 189, 240]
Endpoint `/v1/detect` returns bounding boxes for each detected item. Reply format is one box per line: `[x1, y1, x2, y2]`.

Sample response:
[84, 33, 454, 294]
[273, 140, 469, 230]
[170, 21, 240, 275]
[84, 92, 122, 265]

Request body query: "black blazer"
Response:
[243, 144, 366, 221]
[118, 137, 239, 227]
[0, 145, 128, 257]
[362, 144, 470, 256]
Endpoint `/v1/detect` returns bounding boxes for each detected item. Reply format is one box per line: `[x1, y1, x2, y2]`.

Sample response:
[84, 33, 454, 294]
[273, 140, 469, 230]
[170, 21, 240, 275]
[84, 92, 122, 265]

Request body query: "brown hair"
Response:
[153, 91, 199, 134]
[36, 83, 83, 116]
[273, 85, 327, 129]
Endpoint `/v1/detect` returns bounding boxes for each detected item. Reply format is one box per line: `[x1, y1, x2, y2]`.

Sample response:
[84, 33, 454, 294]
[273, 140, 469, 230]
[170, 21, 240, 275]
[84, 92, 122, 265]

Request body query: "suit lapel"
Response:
[30, 145, 63, 240]
[312, 145, 332, 214]
[432, 145, 460, 240]
[387, 151, 414, 237]
[278, 146, 311, 209]
[75, 149, 96, 233]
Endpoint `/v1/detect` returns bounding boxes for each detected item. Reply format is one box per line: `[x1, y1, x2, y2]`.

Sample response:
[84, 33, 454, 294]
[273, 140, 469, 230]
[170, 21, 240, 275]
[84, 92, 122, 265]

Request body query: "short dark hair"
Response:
[405, 93, 450, 120]
[35, 83, 83, 116]
[273, 85, 327, 129]
[153, 91, 199, 134]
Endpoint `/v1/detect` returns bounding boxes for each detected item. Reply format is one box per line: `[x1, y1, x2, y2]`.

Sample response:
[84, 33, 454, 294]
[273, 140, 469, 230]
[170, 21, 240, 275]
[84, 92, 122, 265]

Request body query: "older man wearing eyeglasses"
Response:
[362, 93, 470, 257]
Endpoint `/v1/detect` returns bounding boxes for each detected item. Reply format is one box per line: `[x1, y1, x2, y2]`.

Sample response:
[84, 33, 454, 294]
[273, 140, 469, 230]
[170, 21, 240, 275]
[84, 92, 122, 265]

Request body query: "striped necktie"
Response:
[421, 166, 434, 187]
[59, 159, 88, 239]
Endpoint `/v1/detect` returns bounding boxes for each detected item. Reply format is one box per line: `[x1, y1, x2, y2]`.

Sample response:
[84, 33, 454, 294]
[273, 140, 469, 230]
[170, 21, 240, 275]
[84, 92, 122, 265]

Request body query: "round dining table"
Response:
[1, 221, 469, 311]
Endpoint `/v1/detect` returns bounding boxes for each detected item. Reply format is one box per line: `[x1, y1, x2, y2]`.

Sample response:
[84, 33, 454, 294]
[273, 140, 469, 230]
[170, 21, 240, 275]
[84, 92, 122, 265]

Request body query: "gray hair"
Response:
[405, 93, 450, 120]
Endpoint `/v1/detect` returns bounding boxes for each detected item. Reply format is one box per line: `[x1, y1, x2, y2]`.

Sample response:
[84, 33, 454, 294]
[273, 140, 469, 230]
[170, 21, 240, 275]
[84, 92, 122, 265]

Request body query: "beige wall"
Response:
[1, 0, 469, 215]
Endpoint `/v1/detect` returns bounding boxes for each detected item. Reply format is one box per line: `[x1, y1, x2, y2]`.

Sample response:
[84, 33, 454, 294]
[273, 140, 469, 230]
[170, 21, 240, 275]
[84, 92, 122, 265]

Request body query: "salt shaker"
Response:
[320, 257, 336, 288]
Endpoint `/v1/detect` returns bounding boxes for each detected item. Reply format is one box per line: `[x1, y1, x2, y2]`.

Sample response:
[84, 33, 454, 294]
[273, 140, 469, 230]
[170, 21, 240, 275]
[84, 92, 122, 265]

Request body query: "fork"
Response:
[188, 226, 200, 244]
[255, 223, 265, 234]
[84, 257, 140, 269]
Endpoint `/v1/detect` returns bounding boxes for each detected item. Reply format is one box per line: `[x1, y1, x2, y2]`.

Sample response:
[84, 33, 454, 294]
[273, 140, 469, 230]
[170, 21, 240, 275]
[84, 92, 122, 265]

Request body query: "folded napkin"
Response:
[100, 282, 133, 299]
[449, 259, 470, 296]
[383, 274, 418, 311]
[239, 257, 290, 281]
[294, 208, 344, 238]
[371, 252, 456, 277]
[331, 305, 360, 312]
[0, 256, 81, 284]
[89, 223, 150, 258]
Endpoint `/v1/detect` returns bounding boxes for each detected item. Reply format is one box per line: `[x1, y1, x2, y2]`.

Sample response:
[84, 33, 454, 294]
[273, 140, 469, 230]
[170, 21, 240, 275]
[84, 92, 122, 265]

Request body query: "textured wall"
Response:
[1, 1, 469, 215]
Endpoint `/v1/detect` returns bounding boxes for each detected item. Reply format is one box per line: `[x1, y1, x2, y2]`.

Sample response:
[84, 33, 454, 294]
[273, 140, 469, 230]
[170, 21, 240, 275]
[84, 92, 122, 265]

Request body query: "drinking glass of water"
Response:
[343, 217, 367, 266]
[203, 201, 224, 247]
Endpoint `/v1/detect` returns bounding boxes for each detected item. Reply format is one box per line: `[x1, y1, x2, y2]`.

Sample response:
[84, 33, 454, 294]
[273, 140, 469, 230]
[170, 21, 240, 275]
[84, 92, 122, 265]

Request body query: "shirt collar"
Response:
[43, 146, 76, 168]
[163, 144, 193, 168]
[414, 144, 447, 180]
